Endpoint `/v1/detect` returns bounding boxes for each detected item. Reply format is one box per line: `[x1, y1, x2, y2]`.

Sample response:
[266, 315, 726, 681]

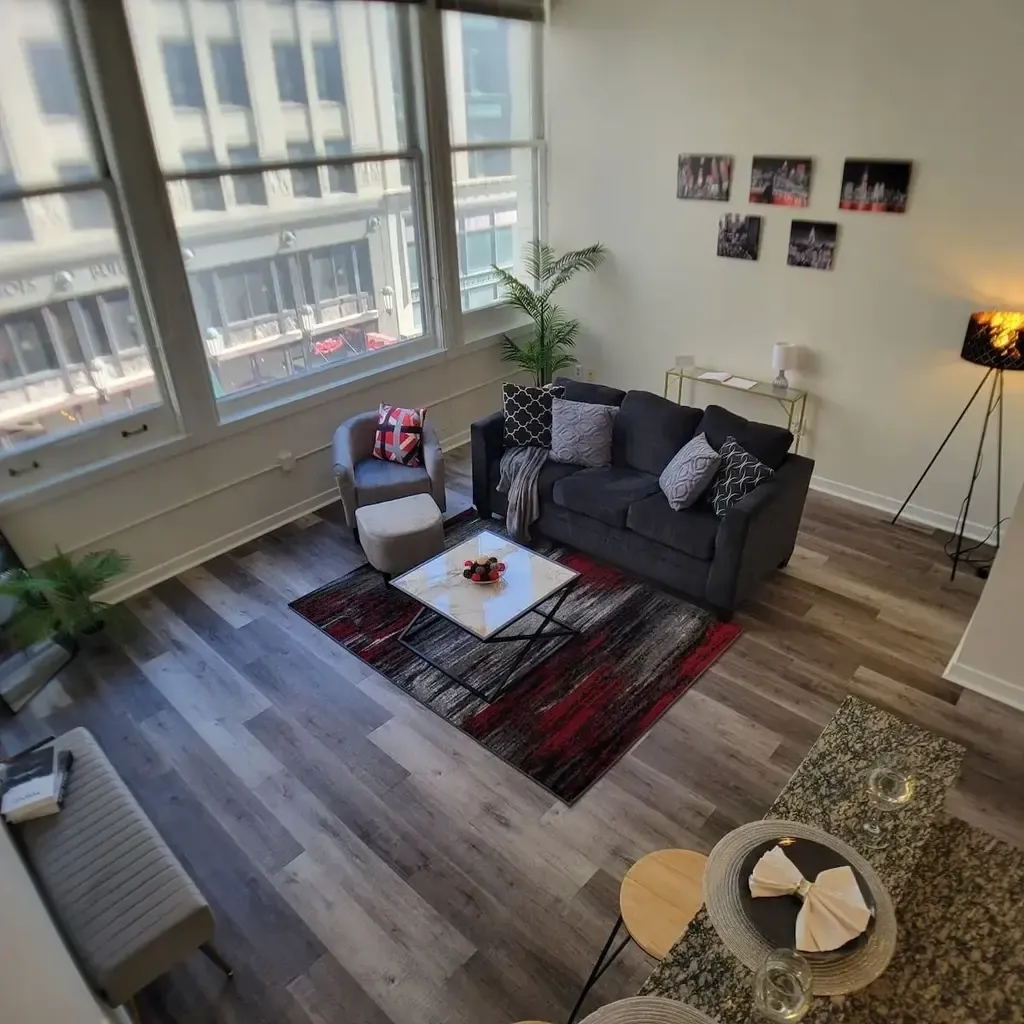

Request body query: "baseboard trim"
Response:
[810, 475, 993, 544]
[944, 659, 1024, 713]
[100, 487, 341, 604]
[441, 428, 470, 452]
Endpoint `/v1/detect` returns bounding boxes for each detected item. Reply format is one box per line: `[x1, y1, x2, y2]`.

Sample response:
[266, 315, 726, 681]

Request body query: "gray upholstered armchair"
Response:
[332, 410, 446, 529]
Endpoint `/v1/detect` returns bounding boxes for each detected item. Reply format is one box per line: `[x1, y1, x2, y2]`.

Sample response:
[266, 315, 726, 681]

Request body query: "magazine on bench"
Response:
[1, 746, 74, 824]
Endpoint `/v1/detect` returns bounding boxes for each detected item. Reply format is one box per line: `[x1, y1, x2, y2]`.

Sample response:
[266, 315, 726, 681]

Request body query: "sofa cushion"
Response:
[708, 436, 775, 517]
[612, 391, 704, 475]
[552, 466, 661, 528]
[354, 456, 431, 504]
[553, 376, 627, 407]
[627, 493, 719, 560]
[698, 404, 792, 469]
[488, 457, 581, 503]
[551, 397, 617, 468]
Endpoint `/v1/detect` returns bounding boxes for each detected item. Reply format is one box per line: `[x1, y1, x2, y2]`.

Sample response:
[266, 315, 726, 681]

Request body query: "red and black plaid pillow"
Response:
[373, 403, 425, 467]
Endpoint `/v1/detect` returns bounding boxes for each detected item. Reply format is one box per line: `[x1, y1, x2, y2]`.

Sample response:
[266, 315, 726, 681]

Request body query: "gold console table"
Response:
[663, 366, 808, 454]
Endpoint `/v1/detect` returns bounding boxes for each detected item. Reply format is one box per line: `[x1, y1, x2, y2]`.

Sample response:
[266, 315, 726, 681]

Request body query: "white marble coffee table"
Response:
[390, 530, 581, 701]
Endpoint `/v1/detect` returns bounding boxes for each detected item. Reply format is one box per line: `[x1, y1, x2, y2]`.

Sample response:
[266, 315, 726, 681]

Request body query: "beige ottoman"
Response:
[355, 493, 445, 577]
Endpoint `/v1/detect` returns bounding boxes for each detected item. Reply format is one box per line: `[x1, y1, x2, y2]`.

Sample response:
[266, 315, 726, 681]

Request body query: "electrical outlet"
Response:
[574, 363, 583, 378]
[586, 369, 595, 381]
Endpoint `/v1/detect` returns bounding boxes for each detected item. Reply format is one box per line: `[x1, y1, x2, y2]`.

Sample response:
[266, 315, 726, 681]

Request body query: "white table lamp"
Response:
[772, 343, 796, 390]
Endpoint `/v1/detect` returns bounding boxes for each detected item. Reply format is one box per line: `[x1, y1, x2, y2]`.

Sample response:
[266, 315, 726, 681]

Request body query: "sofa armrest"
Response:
[471, 410, 504, 517]
[705, 453, 814, 613]
[423, 422, 446, 514]
[332, 411, 378, 527]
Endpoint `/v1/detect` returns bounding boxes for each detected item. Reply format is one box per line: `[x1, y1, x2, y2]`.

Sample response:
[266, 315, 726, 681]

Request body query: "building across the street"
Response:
[0, 0, 532, 448]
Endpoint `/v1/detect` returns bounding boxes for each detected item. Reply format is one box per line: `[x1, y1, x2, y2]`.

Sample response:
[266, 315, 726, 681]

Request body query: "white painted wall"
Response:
[945, 483, 1024, 711]
[1, 344, 512, 599]
[0, 823, 129, 1023]
[547, 0, 1024, 533]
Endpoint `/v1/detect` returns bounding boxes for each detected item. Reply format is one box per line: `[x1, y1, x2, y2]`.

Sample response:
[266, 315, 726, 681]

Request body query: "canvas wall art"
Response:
[677, 154, 732, 201]
[717, 214, 762, 260]
[839, 159, 911, 213]
[788, 220, 837, 270]
[750, 156, 813, 207]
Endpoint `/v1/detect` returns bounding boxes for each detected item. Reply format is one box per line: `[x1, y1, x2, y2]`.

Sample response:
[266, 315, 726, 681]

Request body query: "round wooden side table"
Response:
[566, 849, 708, 1024]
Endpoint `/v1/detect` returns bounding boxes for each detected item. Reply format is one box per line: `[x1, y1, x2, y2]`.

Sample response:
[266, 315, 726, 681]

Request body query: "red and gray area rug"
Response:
[290, 512, 741, 804]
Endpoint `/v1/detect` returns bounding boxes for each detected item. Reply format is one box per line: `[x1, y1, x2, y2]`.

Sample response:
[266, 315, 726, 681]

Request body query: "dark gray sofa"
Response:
[471, 378, 814, 618]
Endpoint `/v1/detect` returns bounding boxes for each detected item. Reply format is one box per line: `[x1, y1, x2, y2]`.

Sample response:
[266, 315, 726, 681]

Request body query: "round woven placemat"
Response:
[580, 997, 719, 1024]
[702, 819, 896, 995]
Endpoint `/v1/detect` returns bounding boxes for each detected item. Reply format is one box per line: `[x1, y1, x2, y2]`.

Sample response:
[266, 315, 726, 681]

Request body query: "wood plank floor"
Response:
[3, 447, 1024, 1024]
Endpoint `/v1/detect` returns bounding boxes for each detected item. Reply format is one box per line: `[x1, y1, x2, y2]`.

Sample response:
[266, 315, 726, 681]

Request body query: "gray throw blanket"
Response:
[498, 446, 548, 541]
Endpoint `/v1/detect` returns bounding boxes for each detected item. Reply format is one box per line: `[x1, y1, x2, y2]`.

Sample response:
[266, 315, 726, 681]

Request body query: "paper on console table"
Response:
[698, 371, 732, 381]
[724, 377, 758, 390]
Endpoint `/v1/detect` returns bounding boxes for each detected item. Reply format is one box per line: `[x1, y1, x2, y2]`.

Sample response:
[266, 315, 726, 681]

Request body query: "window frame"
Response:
[1, 0, 545, 504]
[442, 9, 546, 338]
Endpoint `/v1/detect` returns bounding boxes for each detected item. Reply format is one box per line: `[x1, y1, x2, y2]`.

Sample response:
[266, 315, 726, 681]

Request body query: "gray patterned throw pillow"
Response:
[550, 397, 617, 467]
[709, 435, 775, 517]
[659, 432, 721, 510]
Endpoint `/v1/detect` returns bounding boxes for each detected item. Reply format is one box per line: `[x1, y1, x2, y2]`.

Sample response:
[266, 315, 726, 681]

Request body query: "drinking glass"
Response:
[858, 753, 917, 850]
[752, 948, 814, 1022]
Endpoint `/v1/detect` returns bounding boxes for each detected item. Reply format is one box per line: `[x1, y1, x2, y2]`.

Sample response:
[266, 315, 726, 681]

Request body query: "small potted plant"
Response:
[0, 547, 131, 651]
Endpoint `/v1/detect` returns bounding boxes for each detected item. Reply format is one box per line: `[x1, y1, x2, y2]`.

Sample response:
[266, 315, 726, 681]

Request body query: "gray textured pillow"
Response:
[659, 432, 721, 510]
[550, 397, 617, 468]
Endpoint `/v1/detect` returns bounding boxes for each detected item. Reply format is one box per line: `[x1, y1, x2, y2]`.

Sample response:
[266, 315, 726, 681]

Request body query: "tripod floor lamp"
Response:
[893, 311, 1024, 580]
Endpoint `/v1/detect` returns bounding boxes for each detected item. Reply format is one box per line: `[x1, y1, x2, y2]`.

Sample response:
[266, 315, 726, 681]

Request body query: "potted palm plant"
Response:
[0, 547, 131, 650]
[495, 240, 607, 386]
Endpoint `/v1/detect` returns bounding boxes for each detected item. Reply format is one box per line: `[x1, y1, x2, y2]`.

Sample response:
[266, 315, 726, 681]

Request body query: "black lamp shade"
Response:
[961, 311, 1024, 371]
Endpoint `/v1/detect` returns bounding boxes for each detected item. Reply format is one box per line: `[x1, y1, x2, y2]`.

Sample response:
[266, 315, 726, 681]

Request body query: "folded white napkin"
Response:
[748, 845, 872, 953]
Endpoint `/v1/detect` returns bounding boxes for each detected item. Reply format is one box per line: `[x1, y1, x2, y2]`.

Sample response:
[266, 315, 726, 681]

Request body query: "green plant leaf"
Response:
[543, 243, 609, 299]
[523, 240, 558, 287]
[496, 241, 605, 386]
[0, 546, 130, 647]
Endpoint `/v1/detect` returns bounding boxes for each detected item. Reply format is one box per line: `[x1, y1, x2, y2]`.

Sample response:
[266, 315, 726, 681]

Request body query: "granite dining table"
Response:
[639, 695, 1024, 1023]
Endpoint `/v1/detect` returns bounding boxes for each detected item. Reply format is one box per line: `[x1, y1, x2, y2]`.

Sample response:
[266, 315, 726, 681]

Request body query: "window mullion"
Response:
[69, 0, 218, 441]
[414, 5, 462, 349]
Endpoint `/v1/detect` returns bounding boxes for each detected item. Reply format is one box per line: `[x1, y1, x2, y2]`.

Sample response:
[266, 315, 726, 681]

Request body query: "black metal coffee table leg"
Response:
[566, 915, 631, 1024]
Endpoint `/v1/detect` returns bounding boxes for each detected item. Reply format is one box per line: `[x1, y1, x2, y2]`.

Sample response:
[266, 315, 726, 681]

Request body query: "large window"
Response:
[0, 0, 169, 472]
[26, 40, 80, 118]
[227, 146, 267, 206]
[443, 11, 541, 313]
[210, 41, 250, 108]
[182, 150, 226, 212]
[1, 0, 544, 496]
[325, 138, 357, 194]
[287, 141, 321, 199]
[161, 40, 205, 110]
[274, 42, 307, 104]
[58, 163, 112, 230]
[313, 42, 346, 104]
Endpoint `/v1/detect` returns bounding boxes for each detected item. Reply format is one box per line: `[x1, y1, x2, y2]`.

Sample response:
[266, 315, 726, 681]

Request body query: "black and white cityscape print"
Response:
[717, 214, 762, 260]
[788, 220, 837, 271]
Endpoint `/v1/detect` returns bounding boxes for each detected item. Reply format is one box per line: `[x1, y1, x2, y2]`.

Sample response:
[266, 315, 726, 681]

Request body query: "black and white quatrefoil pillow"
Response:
[502, 382, 566, 449]
[709, 435, 775, 517]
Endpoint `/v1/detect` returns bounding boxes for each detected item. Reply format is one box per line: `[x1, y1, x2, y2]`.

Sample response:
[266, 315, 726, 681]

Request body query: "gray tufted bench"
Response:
[13, 727, 232, 1008]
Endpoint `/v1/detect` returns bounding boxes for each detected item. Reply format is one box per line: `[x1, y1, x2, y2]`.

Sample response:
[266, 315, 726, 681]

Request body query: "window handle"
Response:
[8, 460, 40, 478]
[121, 423, 149, 438]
